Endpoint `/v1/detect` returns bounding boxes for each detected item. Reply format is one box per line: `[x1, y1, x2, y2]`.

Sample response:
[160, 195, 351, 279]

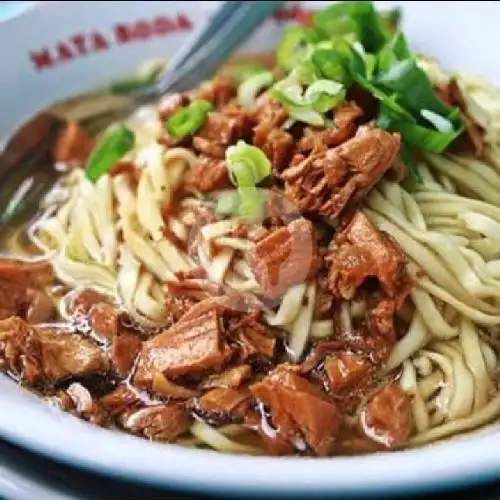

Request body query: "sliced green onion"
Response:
[271, 74, 306, 108]
[364, 53, 376, 80]
[311, 49, 350, 85]
[394, 120, 461, 153]
[295, 60, 320, 86]
[238, 186, 265, 221]
[376, 32, 410, 74]
[237, 71, 274, 109]
[286, 108, 325, 127]
[271, 73, 345, 126]
[359, 81, 415, 122]
[420, 109, 454, 133]
[311, 38, 366, 85]
[399, 142, 423, 185]
[352, 41, 376, 79]
[375, 58, 454, 119]
[226, 141, 271, 187]
[215, 188, 265, 222]
[313, 1, 390, 53]
[166, 100, 213, 139]
[229, 161, 256, 187]
[304, 80, 346, 112]
[85, 125, 135, 183]
[313, 2, 364, 39]
[223, 141, 271, 221]
[277, 26, 319, 72]
[378, 103, 462, 154]
[217, 141, 271, 220]
[300, 3, 465, 157]
[216, 192, 240, 215]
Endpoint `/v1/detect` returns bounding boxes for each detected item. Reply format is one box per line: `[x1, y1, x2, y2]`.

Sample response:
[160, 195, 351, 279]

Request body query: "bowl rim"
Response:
[0, 377, 498, 497]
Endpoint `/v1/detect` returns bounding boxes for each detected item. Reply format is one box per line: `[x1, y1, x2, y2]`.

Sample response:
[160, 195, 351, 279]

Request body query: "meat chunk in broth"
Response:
[192, 387, 252, 426]
[193, 108, 251, 158]
[297, 102, 363, 153]
[71, 293, 142, 377]
[327, 211, 410, 301]
[111, 332, 142, 378]
[231, 321, 277, 361]
[0, 259, 55, 323]
[0, 259, 53, 286]
[320, 126, 401, 217]
[249, 218, 320, 299]
[254, 127, 295, 176]
[283, 127, 400, 219]
[184, 157, 230, 193]
[100, 384, 141, 417]
[361, 385, 413, 448]
[323, 352, 373, 396]
[88, 303, 120, 341]
[251, 365, 340, 456]
[0, 317, 107, 385]
[199, 364, 252, 390]
[65, 382, 109, 425]
[134, 306, 231, 387]
[326, 212, 413, 359]
[0, 284, 54, 324]
[250, 94, 294, 175]
[120, 404, 192, 442]
[68, 289, 110, 315]
[189, 76, 236, 108]
[52, 121, 95, 164]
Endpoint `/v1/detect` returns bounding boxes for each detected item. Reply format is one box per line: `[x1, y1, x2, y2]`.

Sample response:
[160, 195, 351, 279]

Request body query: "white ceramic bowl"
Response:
[1, 1, 500, 497]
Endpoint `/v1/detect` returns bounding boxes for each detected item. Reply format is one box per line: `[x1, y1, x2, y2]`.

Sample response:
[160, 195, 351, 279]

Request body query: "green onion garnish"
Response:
[166, 100, 213, 140]
[304, 80, 346, 112]
[268, 0, 467, 167]
[237, 71, 274, 109]
[216, 192, 241, 215]
[313, 1, 389, 53]
[311, 48, 352, 86]
[376, 31, 410, 74]
[226, 141, 272, 187]
[270, 72, 346, 127]
[277, 26, 320, 72]
[270, 73, 306, 109]
[237, 186, 266, 222]
[85, 125, 135, 183]
[216, 188, 266, 223]
[420, 109, 454, 133]
[222, 141, 272, 220]
[378, 102, 461, 154]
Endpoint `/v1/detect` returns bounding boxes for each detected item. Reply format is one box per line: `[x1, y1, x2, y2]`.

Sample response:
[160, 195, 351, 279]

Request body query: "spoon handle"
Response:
[166, 1, 245, 73]
[153, 1, 284, 95]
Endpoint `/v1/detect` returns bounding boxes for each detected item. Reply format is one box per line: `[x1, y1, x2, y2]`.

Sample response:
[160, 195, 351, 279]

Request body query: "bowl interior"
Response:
[1, 0, 500, 496]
